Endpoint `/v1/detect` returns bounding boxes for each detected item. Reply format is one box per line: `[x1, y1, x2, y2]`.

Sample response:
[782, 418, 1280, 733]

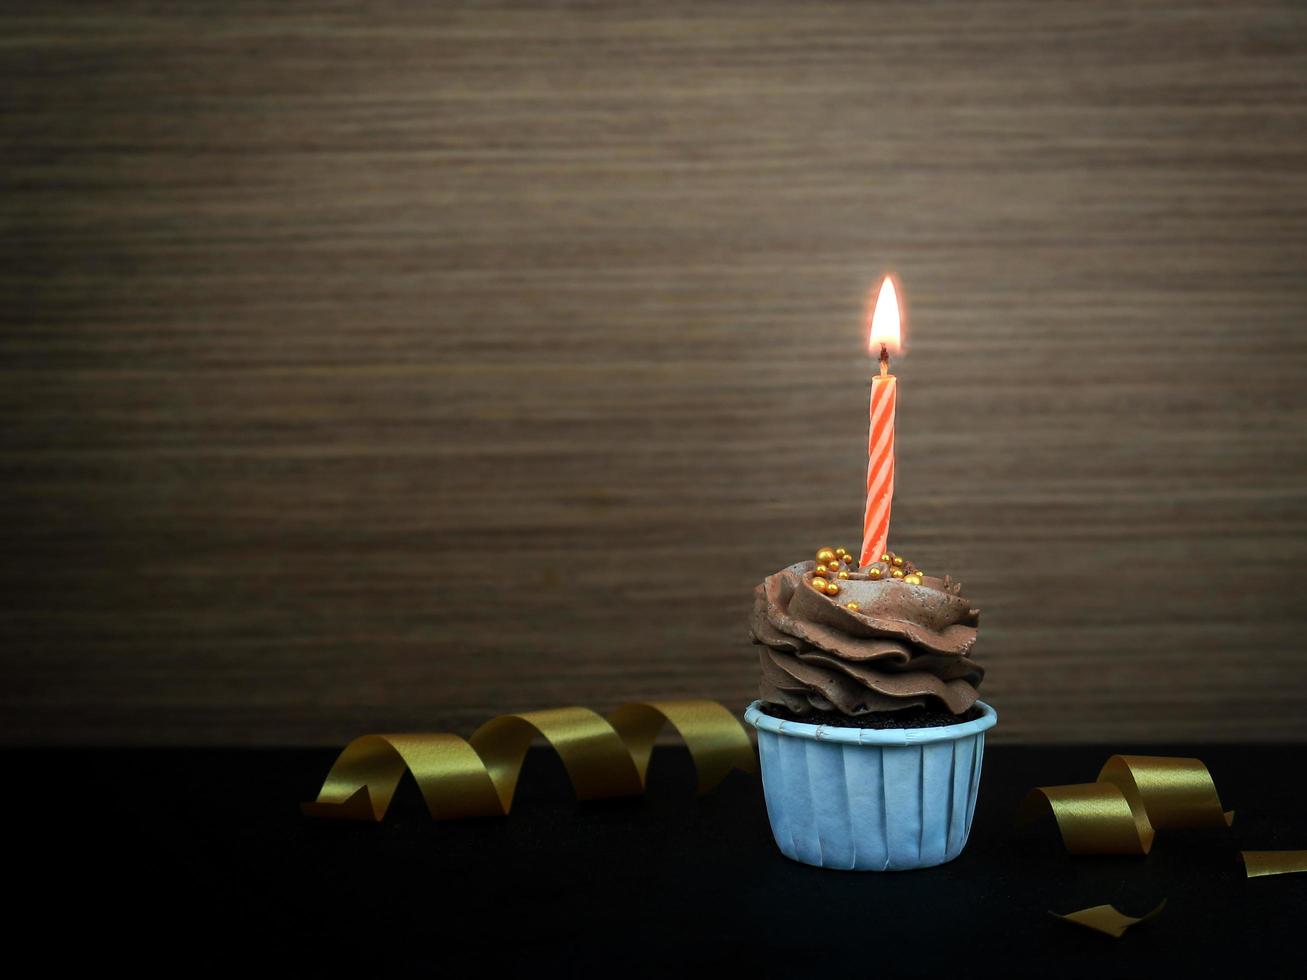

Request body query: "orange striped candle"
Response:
[859, 276, 903, 568]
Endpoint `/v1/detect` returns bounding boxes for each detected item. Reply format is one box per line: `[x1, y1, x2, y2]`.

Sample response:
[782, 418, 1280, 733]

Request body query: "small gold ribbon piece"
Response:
[302, 699, 757, 822]
[1021, 755, 1233, 855]
[1052, 899, 1167, 938]
[1242, 850, 1307, 879]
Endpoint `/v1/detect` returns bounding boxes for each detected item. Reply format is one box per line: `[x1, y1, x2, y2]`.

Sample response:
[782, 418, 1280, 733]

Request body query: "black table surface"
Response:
[12, 743, 1304, 975]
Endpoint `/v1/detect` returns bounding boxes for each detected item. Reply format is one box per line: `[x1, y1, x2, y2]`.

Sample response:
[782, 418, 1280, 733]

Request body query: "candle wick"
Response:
[879, 343, 889, 377]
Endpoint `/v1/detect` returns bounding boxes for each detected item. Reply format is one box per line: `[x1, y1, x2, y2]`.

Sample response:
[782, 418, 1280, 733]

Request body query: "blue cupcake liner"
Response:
[745, 700, 998, 871]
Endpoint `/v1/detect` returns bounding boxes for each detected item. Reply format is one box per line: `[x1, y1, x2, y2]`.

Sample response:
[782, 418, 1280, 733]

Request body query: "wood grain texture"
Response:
[2, 1, 1306, 745]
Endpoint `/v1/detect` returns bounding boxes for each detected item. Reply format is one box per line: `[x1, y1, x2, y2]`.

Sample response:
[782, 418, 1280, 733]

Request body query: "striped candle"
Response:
[860, 370, 897, 567]
[859, 276, 903, 568]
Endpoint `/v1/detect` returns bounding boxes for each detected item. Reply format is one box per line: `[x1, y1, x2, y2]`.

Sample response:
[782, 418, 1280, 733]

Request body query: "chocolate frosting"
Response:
[751, 560, 982, 716]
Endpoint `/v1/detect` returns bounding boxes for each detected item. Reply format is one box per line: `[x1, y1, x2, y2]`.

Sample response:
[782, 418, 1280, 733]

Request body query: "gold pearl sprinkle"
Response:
[837, 571, 850, 580]
[815, 564, 829, 574]
[845, 601, 860, 612]
[816, 548, 836, 563]
[811, 577, 829, 591]
[868, 567, 883, 580]
[824, 581, 841, 596]
[880, 553, 891, 563]
[891, 569, 905, 579]
[892, 556, 904, 567]
[834, 547, 847, 557]
[903, 574, 922, 585]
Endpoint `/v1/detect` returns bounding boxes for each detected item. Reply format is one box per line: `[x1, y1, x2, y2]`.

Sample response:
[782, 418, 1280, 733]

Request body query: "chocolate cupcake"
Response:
[744, 548, 997, 870]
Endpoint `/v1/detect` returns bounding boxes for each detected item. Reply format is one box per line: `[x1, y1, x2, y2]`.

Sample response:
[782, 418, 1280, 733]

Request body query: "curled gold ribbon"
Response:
[1021, 755, 1234, 855]
[1052, 899, 1167, 938]
[301, 699, 757, 822]
[1242, 850, 1307, 879]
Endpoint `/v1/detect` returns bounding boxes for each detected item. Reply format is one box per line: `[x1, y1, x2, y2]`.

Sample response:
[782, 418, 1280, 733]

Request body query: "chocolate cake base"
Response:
[757, 702, 984, 730]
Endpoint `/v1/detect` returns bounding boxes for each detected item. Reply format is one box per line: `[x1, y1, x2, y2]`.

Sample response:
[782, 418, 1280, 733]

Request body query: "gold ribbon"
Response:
[1021, 755, 1233, 855]
[1052, 900, 1166, 938]
[1242, 850, 1307, 879]
[301, 699, 757, 822]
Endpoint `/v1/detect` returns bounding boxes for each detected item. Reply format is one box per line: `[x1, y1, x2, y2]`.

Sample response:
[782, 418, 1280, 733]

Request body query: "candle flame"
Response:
[868, 276, 903, 355]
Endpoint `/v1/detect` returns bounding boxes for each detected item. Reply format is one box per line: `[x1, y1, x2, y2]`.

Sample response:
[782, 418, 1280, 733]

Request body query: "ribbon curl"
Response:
[1021, 755, 1233, 855]
[1052, 899, 1167, 938]
[302, 699, 757, 822]
[1242, 850, 1307, 879]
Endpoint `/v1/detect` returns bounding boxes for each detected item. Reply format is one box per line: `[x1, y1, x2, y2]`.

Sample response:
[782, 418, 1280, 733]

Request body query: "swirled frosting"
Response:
[751, 559, 982, 716]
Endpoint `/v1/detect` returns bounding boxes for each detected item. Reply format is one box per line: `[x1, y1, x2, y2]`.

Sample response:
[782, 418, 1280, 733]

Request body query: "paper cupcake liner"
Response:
[744, 700, 997, 871]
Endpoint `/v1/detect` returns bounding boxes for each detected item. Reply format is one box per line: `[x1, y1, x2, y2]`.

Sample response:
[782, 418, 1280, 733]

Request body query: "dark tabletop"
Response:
[12, 744, 1304, 976]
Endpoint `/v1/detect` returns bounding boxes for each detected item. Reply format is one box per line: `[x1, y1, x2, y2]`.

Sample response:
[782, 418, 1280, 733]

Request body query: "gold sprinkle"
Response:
[891, 569, 905, 579]
[868, 567, 883, 580]
[904, 574, 922, 585]
[811, 577, 829, 591]
[837, 571, 850, 580]
[824, 581, 841, 596]
[816, 548, 836, 563]
[845, 601, 860, 612]
[834, 547, 847, 557]
[892, 556, 904, 567]
[815, 564, 829, 574]
[880, 553, 891, 562]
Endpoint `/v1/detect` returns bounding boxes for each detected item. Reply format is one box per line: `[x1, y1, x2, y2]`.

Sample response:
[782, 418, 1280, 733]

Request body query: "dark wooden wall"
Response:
[3, 1, 1306, 745]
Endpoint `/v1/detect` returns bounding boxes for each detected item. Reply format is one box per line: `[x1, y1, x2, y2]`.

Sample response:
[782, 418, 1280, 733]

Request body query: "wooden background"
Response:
[2, 1, 1305, 746]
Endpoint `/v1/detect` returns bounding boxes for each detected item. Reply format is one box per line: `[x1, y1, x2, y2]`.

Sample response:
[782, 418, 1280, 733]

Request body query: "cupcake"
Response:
[744, 547, 997, 870]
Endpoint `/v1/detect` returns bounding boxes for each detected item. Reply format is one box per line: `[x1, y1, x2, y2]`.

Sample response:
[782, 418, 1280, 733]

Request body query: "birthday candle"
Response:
[859, 276, 903, 568]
